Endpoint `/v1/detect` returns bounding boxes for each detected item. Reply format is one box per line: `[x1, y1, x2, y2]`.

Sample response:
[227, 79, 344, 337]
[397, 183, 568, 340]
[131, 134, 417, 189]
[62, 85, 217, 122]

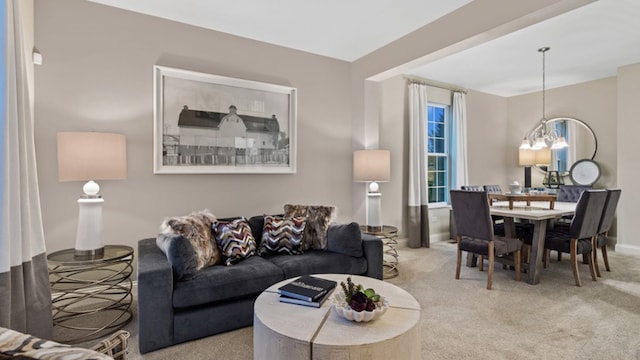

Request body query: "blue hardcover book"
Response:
[278, 288, 334, 308]
[277, 275, 337, 302]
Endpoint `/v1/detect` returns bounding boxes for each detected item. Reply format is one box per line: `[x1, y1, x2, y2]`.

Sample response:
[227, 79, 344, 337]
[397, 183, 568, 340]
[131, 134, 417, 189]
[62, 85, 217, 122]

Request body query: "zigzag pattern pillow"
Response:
[212, 217, 257, 266]
[259, 215, 306, 255]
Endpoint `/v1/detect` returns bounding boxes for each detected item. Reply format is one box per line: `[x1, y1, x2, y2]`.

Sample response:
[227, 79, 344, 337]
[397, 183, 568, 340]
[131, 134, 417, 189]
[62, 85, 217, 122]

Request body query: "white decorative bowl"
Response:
[331, 292, 389, 322]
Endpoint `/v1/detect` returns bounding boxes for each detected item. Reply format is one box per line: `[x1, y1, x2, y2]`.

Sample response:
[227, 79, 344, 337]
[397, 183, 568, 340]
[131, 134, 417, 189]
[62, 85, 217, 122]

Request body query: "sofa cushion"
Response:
[284, 204, 336, 250]
[258, 215, 306, 255]
[248, 215, 266, 246]
[263, 251, 367, 279]
[212, 217, 257, 266]
[172, 255, 284, 309]
[155, 233, 198, 280]
[327, 222, 363, 258]
[159, 209, 220, 270]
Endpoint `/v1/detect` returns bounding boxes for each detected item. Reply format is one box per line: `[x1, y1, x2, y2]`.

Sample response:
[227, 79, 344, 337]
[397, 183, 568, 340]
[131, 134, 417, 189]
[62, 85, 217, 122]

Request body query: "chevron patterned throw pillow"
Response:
[212, 217, 257, 266]
[258, 215, 306, 255]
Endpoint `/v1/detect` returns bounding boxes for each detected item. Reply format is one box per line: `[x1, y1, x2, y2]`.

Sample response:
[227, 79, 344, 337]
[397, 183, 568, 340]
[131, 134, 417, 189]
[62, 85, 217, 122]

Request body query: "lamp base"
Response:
[366, 192, 383, 233]
[75, 197, 105, 256]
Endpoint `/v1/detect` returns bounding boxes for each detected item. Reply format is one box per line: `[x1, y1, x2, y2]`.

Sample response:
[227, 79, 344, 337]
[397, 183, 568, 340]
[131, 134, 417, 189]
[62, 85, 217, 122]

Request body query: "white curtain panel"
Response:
[407, 83, 430, 248]
[1, 0, 52, 338]
[452, 92, 468, 189]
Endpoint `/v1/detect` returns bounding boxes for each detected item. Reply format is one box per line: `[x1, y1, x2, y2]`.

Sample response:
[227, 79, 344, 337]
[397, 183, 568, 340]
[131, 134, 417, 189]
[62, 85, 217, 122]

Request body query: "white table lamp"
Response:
[57, 132, 127, 255]
[353, 149, 390, 232]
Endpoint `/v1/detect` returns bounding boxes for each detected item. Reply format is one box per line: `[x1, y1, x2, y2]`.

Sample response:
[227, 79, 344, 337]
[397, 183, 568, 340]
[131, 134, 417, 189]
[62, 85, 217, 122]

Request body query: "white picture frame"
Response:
[153, 65, 297, 174]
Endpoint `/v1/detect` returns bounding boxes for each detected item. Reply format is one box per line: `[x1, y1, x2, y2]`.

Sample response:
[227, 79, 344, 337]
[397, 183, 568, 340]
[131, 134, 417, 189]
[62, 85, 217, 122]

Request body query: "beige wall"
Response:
[616, 63, 640, 255]
[34, 0, 353, 256]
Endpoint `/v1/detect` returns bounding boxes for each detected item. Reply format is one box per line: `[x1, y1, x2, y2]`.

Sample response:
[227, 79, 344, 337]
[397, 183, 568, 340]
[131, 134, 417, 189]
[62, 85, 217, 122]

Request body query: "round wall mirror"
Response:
[526, 117, 598, 176]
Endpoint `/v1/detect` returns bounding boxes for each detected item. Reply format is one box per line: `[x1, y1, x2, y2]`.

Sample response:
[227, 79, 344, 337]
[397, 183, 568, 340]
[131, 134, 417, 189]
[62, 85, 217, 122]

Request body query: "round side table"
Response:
[360, 225, 399, 279]
[47, 245, 134, 344]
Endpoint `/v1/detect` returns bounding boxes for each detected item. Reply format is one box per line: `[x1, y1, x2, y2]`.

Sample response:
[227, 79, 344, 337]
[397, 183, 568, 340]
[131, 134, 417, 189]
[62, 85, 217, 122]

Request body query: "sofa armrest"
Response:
[137, 238, 175, 353]
[362, 234, 383, 280]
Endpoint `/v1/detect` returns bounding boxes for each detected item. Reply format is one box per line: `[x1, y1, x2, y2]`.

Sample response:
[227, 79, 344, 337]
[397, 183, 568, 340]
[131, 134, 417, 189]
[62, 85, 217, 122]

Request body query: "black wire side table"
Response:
[360, 225, 399, 279]
[47, 245, 134, 344]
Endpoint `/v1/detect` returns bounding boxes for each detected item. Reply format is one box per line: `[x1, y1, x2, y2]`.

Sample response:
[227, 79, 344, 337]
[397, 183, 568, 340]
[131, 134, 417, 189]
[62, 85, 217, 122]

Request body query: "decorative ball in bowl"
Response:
[332, 291, 389, 322]
[331, 276, 389, 322]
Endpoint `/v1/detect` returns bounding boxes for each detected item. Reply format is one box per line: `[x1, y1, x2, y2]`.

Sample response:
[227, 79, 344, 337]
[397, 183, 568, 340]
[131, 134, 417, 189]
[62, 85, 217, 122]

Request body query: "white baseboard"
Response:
[395, 233, 451, 248]
[431, 232, 453, 243]
[614, 243, 640, 257]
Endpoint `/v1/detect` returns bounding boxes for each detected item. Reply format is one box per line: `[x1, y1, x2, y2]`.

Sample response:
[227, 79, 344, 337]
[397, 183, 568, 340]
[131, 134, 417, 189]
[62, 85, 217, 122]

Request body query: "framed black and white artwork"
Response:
[153, 65, 297, 174]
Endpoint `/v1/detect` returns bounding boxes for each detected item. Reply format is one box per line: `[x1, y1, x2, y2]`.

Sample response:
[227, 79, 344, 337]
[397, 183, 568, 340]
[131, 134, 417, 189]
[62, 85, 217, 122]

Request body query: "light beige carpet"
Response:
[77, 241, 640, 359]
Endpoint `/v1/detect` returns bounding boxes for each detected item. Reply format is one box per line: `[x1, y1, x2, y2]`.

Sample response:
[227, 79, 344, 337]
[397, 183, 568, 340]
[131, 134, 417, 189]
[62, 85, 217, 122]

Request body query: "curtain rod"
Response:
[405, 76, 467, 94]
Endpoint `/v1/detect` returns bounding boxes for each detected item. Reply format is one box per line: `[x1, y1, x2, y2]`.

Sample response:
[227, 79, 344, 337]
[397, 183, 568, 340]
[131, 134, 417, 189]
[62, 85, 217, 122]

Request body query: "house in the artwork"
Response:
[162, 105, 287, 166]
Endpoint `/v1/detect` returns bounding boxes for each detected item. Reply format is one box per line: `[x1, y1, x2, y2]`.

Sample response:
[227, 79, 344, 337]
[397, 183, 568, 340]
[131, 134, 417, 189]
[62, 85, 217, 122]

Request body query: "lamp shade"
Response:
[353, 150, 390, 182]
[535, 147, 551, 165]
[57, 132, 127, 182]
[518, 149, 536, 166]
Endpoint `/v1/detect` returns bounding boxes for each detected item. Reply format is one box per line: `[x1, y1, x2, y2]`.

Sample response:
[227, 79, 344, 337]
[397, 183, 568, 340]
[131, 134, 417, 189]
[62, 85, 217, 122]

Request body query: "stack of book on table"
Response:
[278, 275, 337, 308]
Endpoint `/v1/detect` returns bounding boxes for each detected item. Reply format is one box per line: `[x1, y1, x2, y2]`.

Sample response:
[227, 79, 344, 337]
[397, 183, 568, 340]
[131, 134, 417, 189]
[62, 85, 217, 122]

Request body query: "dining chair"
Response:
[551, 184, 593, 261]
[483, 184, 502, 194]
[461, 185, 484, 191]
[544, 189, 607, 286]
[482, 184, 535, 263]
[556, 185, 593, 202]
[450, 190, 522, 290]
[593, 189, 621, 276]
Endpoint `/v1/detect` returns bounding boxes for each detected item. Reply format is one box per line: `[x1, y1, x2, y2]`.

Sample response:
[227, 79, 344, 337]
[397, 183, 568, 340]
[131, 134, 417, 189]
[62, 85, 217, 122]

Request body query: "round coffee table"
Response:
[253, 274, 421, 360]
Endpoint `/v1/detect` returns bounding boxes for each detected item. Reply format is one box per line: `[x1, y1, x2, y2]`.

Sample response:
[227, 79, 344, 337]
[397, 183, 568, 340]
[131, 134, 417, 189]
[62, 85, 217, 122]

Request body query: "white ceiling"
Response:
[89, 0, 640, 97]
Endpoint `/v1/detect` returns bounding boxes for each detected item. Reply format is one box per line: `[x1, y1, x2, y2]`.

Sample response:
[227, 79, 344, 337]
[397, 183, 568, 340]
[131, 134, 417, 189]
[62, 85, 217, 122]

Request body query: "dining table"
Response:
[483, 200, 576, 285]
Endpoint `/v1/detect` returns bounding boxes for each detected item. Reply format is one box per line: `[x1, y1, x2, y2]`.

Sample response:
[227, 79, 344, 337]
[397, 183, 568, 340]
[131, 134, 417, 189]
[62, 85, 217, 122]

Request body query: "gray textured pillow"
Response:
[327, 222, 363, 257]
[156, 233, 198, 280]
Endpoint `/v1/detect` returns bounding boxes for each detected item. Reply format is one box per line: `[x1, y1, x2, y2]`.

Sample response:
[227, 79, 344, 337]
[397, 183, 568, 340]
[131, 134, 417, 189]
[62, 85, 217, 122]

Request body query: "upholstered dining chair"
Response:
[482, 184, 535, 263]
[557, 185, 593, 202]
[483, 184, 502, 194]
[551, 184, 593, 261]
[450, 190, 522, 290]
[544, 189, 608, 286]
[593, 189, 622, 276]
[461, 185, 484, 191]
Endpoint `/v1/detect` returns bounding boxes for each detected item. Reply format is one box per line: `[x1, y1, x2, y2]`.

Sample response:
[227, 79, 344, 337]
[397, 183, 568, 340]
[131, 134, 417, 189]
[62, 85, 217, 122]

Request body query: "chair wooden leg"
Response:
[487, 242, 494, 290]
[588, 236, 597, 282]
[479, 256, 484, 272]
[514, 250, 521, 282]
[557, 251, 562, 262]
[570, 239, 581, 287]
[601, 245, 611, 272]
[592, 237, 602, 278]
[456, 237, 462, 280]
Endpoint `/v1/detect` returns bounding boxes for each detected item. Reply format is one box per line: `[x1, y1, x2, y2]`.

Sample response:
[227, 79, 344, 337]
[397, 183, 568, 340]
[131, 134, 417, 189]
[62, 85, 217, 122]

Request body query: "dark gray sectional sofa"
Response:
[137, 216, 383, 353]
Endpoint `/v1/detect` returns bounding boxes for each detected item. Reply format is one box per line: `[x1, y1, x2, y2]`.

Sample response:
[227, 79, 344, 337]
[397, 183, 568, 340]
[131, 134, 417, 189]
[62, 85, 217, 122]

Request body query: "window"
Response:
[427, 104, 449, 205]
[552, 120, 568, 172]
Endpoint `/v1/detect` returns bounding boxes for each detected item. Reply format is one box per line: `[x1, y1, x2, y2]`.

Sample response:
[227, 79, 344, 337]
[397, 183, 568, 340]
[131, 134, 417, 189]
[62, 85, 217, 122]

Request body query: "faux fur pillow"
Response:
[284, 204, 336, 250]
[159, 209, 221, 270]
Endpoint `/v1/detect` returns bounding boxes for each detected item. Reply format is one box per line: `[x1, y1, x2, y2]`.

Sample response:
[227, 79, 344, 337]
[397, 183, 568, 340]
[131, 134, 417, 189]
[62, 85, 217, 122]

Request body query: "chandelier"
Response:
[519, 47, 568, 150]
